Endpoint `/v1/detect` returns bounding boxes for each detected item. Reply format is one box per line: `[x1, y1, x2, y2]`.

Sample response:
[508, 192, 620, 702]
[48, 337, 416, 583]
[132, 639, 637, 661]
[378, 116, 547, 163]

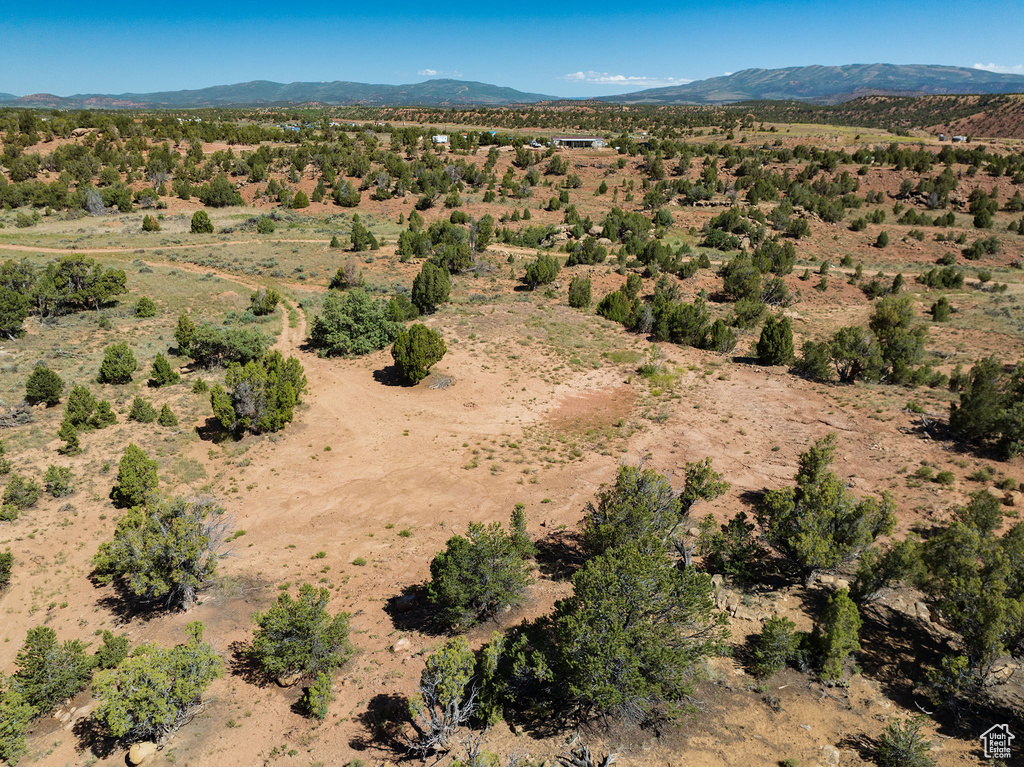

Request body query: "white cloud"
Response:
[973, 62, 1024, 75]
[562, 71, 691, 88]
[417, 68, 463, 79]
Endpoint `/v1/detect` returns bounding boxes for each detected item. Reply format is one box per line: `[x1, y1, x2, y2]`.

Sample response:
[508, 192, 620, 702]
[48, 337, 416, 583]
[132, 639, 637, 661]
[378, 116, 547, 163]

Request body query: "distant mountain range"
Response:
[603, 64, 1024, 105]
[3, 79, 554, 109]
[3, 65, 1024, 110]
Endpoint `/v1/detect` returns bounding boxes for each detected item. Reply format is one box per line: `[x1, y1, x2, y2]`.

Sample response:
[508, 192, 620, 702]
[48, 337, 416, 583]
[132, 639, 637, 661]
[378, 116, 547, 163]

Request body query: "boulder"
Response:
[915, 602, 931, 621]
[391, 637, 411, 653]
[276, 672, 303, 688]
[128, 742, 158, 765]
[819, 744, 840, 766]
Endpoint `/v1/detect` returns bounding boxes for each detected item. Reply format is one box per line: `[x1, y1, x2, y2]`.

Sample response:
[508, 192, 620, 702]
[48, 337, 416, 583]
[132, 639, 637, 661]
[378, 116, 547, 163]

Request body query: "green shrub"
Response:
[94, 622, 222, 740]
[815, 589, 862, 683]
[192, 378, 209, 394]
[930, 297, 951, 322]
[3, 474, 41, 510]
[391, 324, 447, 384]
[24, 364, 64, 407]
[43, 465, 73, 498]
[756, 315, 795, 366]
[309, 288, 400, 357]
[210, 351, 306, 436]
[250, 584, 352, 681]
[141, 214, 160, 232]
[12, 626, 93, 713]
[875, 231, 890, 248]
[110, 443, 158, 508]
[427, 520, 532, 629]
[249, 287, 280, 316]
[751, 615, 800, 678]
[0, 549, 11, 590]
[568, 275, 592, 309]
[301, 672, 334, 720]
[150, 352, 180, 386]
[875, 716, 935, 767]
[94, 630, 131, 670]
[128, 397, 158, 424]
[135, 296, 157, 317]
[190, 210, 214, 233]
[256, 215, 275, 234]
[411, 261, 451, 314]
[524, 254, 560, 289]
[157, 404, 178, 428]
[97, 342, 137, 384]
[93, 495, 224, 609]
[385, 294, 420, 322]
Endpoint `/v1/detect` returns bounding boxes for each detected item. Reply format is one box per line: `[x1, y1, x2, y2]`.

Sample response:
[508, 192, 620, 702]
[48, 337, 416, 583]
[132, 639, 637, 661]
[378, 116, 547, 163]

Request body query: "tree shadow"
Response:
[372, 365, 410, 387]
[534, 527, 586, 581]
[836, 731, 877, 761]
[227, 639, 270, 688]
[72, 715, 118, 760]
[349, 692, 409, 755]
[194, 416, 234, 444]
[384, 585, 447, 636]
[93, 577, 159, 626]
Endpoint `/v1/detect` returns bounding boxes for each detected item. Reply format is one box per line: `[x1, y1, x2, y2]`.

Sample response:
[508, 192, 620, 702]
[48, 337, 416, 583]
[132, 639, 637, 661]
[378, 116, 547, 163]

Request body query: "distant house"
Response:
[431, 135, 449, 144]
[952, 135, 967, 143]
[551, 136, 606, 149]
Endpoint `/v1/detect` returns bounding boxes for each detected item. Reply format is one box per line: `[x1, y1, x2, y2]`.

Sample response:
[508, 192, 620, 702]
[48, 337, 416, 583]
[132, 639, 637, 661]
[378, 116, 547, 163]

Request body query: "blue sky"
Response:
[2, 1, 1023, 97]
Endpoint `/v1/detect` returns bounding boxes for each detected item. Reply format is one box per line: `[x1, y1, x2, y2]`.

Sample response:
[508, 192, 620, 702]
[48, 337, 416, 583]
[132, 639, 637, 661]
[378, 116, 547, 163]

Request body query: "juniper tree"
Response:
[391, 324, 447, 384]
[149, 352, 180, 386]
[553, 543, 727, 722]
[12, 626, 93, 713]
[407, 636, 478, 756]
[110, 443, 158, 508]
[24, 364, 64, 406]
[756, 433, 896, 584]
[93, 494, 228, 610]
[250, 584, 352, 681]
[209, 351, 306, 436]
[427, 521, 532, 629]
[97, 342, 137, 385]
[93, 622, 223, 742]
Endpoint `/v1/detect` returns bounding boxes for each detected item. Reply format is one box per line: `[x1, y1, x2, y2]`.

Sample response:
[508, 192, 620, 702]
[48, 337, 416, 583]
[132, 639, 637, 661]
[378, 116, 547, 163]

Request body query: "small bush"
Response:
[25, 364, 64, 406]
[150, 352, 181, 386]
[43, 465, 73, 498]
[875, 716, 935, 767]
[301, 672, 334, 719]
[391, 324, 447, 384]
[111, 443, 158, 508]
[0, 549, 12, 590]
[191, 210, 214, 234]
[568, 275, 592, 309]
[141, 214, 160, 232]
[751, 615, 800, 678]
[249, 286, 281, 316]
[94, 630, 130, 670]
[157, 404, 179, 428]
[256, 216, 275, 234]
[3, 474, 41, 510]
[97, 342, 137, 385]
[192, 378, 209, 394]
[930, 297, 951, 322]
[128, 397, 158, 423]
[135, 296, 158, 317]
